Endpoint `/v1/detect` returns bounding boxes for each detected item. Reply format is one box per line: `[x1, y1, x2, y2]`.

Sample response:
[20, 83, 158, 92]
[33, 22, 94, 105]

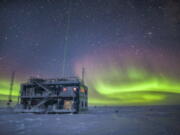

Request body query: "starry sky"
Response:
[0, 0, 180, 105]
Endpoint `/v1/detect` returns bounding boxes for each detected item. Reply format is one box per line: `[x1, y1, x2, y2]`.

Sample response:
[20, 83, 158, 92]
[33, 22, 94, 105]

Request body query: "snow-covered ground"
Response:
[0, 106, 179, 135]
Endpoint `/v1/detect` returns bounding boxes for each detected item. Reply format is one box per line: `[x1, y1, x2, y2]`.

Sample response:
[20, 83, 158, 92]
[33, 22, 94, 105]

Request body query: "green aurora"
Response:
[75, 49, 180, 106]
[0, 79, 20, 101]
[0, 68, 180, 105]
[95, 68, 180, 94]
[89, 68, 180, 105]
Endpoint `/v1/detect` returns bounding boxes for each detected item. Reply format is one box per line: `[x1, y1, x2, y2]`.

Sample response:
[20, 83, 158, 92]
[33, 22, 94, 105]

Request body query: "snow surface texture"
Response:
[0, 106, 179, 135]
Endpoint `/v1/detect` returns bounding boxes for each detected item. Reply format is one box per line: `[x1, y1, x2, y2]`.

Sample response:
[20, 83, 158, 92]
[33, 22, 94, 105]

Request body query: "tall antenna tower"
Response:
[7, 71, 15, 107]
[82, 67, 85, 84]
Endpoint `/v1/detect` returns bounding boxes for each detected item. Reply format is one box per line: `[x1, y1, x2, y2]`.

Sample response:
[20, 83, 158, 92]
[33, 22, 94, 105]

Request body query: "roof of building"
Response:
[23, 76, 83, 86]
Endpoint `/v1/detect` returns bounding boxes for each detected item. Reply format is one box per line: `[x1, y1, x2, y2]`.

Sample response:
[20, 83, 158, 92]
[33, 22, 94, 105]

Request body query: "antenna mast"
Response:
[7, 71, 15, 107]
[82, 67, 85, 84]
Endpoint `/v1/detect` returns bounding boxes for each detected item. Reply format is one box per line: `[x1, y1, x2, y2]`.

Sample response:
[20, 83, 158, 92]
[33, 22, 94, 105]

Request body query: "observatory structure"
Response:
[16, 77, 88, 113]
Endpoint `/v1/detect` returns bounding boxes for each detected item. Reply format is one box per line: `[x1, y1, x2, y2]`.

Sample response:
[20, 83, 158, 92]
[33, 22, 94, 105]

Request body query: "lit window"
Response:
[73, 87, 77, 91]
[80, 89, 85, 93]
[63, 87, 67, 91]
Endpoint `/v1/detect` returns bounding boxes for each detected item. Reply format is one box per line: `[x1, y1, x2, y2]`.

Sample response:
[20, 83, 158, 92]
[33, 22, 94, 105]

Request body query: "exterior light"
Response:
[73, 87, 77, 91]
[63, 87, 67, 91]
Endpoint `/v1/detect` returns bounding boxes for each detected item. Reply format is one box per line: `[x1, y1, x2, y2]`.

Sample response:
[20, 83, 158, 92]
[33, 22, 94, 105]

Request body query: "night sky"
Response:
[0, 0, 180, 105]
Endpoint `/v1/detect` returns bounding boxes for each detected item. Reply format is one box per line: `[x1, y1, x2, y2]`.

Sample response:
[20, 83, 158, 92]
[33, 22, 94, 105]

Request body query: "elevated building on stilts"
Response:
[15, 77, 88, 113]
